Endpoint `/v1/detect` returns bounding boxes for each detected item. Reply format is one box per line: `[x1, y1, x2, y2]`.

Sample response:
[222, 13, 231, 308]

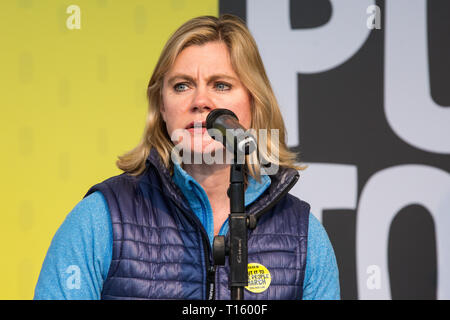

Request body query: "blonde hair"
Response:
[116, 14, 304, 179]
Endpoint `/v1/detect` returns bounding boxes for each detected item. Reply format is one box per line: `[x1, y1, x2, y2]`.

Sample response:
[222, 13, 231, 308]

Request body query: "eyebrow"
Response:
[167, 73, 238, 85]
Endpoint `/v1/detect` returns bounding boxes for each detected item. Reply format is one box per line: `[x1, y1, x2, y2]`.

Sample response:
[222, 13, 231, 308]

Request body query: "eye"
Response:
[215, 82, 231, 91]
[173, 82, 189, 92]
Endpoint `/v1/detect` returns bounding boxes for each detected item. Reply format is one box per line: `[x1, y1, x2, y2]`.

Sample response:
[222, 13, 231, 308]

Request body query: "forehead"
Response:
[168, 41, 236, 76]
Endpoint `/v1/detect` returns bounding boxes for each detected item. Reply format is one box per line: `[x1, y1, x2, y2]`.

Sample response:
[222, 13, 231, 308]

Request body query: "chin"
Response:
[183, 141, 228, 165]
[191, 141, 224, 156]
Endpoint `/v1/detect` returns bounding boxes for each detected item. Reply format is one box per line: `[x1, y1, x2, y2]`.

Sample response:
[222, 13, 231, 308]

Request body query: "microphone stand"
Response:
[207, 109, 259, 301]
[228, 153, 247, 300]
[213, 145, 248, 300]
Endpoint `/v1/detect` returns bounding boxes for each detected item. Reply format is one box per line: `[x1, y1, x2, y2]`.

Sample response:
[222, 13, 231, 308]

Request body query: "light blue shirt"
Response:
[34, 165, 340, 300]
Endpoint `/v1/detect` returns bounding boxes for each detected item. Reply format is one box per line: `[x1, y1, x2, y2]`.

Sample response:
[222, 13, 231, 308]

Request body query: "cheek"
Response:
[233, 95, 252, 129]
[161, 95, 185, 132]
[241, 109, 252, 129]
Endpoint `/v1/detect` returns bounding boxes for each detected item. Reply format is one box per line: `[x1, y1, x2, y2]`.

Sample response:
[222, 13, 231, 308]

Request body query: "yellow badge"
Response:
[245, 263, 271, 293]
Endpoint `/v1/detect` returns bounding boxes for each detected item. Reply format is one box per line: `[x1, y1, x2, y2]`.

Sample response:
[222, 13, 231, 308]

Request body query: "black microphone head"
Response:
[206, 108, 238, 130]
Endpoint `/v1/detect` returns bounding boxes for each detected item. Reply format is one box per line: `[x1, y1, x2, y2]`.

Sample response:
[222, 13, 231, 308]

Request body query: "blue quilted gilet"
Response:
[84, 148, 310, 300]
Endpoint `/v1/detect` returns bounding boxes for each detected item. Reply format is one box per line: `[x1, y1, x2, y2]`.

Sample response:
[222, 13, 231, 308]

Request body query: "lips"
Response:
[185, 120, 207, 129]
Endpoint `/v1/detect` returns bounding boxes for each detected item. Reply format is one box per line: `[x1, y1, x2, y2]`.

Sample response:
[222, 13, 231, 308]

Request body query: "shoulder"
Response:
[74, 190, 109, 217]
[256, 192, 310, 238]
[283, 193, 311, 214]
[84, 173, 148, 217]
[274, 193, 311, 227]
[85, 173, 140, 196]
[54, 191, 112, 247]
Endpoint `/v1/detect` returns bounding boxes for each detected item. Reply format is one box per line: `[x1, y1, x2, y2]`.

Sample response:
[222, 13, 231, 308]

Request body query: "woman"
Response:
[34, 14, 340, 300]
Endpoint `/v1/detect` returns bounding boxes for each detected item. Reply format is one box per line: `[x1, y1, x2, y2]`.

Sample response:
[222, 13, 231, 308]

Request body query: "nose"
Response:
[190, 87, 214, 113]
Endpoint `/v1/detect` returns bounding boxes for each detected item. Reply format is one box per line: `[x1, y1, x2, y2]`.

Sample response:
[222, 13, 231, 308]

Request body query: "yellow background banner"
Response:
[0, 0, 217, 300]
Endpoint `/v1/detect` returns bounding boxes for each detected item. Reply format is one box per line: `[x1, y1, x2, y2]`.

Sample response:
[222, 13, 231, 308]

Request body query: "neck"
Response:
[183, 162, 230, 200]
[182, 160, 246, 237]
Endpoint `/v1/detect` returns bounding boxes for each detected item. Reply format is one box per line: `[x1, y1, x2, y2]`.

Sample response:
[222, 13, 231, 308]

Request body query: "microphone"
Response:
[206, 109, 257, 155]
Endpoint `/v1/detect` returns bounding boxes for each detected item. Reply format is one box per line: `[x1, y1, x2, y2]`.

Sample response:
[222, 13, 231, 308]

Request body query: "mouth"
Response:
[185, 121, 207, 129]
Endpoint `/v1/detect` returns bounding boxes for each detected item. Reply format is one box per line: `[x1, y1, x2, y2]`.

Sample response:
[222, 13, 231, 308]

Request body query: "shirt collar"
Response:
[172, 162, 271, 208]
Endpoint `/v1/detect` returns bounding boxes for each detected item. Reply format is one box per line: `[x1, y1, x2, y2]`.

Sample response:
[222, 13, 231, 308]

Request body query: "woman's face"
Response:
[161, 41, 252, 158]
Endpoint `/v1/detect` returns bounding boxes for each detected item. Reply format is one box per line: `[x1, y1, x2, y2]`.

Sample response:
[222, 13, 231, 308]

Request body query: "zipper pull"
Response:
[207, 266, 216, 300]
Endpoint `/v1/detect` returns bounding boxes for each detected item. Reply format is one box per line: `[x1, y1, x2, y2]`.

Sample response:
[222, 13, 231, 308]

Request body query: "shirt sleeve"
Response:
[33, 191, 113, 300]
[302, 212, 341, 300]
